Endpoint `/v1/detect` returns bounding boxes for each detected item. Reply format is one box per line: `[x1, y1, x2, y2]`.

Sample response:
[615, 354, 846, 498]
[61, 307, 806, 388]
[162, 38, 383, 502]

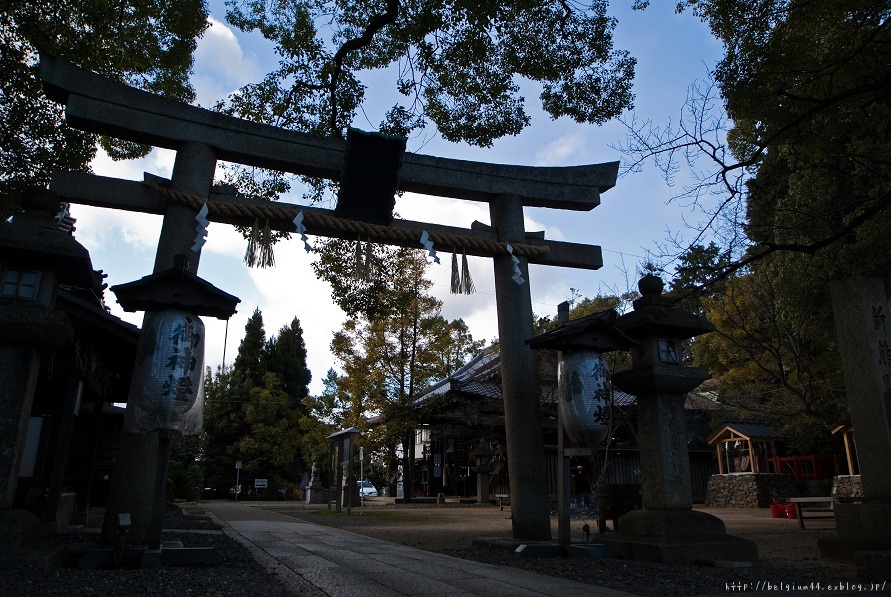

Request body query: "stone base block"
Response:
[601, 509, 758, 565]
[602, 533, 758, 565]
[565, 544, 613, 559]
[0, 540, 68, 569]
[0, 509, 41, 548]
[305, 487, 326, 504]
[618, 508, 727, 536]
[836, 502, 891, 543]
[818, 537, 891, 560]
[855, 550, 891, 581]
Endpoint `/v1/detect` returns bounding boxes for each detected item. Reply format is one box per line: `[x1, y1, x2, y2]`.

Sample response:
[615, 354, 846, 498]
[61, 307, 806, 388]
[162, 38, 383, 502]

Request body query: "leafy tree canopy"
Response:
[221, 0, 635, 146]
[0, 0, 209, 215]
[626, 0, 889, 285]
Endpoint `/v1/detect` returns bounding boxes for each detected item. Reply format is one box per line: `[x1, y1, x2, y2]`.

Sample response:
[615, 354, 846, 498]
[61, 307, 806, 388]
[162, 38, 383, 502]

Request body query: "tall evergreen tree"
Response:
[264, 317, 312, 408]
[232, 307, 267, 383]
[236, 372, 304, 490]
[201, 366, 253, 491]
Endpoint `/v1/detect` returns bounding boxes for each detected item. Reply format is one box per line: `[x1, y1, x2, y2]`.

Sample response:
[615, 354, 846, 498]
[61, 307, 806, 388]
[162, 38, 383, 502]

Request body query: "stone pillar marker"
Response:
[602, 275, 757, 564]
[469, 443, 496, 504]
[305, 462, 326, 504]
[820, 275, 891, 566]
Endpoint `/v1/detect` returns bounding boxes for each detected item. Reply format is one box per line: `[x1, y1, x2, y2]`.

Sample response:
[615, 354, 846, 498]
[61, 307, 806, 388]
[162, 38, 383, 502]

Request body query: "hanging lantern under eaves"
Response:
[558, 351, 611, 447]
[111, 254, 240, 435]
[125, 309, 205, 434]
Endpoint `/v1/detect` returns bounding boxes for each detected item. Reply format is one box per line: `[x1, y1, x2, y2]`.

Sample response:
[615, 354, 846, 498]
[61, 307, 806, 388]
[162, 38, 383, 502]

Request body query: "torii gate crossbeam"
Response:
[41, 57, 618, 542]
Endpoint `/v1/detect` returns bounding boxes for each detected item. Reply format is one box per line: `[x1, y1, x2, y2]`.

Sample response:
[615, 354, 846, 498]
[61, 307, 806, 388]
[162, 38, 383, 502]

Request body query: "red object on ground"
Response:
[784, 503, 798, 519]
[770, 503, 786, 518]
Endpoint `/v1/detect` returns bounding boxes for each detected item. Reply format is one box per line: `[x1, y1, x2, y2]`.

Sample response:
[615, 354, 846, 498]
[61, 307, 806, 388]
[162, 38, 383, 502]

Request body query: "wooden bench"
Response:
[787, 497, 836, 529]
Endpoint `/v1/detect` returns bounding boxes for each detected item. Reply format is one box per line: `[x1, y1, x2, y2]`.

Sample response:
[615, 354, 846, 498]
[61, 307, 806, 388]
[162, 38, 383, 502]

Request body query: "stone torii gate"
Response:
[41, 56, 618, 541]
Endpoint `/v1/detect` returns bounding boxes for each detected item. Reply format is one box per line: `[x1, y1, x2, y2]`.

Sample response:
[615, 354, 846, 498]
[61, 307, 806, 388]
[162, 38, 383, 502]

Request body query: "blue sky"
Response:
[74, 2, 724, 395]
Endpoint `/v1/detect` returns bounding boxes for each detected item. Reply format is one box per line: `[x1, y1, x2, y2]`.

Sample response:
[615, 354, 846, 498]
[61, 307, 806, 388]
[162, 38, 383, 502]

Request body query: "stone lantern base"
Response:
[601, 509, 758, 565]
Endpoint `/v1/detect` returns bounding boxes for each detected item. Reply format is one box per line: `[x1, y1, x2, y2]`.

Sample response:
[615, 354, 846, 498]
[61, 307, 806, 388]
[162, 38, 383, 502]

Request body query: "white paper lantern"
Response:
[125, 309, 205, 434]
[558, 351, 611, 447]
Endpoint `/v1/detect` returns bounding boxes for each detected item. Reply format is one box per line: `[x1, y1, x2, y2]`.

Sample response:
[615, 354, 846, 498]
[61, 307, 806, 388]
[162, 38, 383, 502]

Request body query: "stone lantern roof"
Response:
[525, 308, 637, 352]
[614, 274, 714, 339]
[110, 254, 240, 319]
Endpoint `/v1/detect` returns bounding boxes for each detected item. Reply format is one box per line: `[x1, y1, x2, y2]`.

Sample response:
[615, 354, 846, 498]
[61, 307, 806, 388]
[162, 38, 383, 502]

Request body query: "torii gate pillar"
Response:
[491, 195, 551, 540]
[101, 143, 217, 545]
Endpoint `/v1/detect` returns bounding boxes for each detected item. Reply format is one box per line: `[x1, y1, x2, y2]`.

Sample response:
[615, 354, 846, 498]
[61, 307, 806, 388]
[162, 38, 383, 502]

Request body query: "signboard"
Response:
[254, 478, 268, 489]
[235, 460, 242, 469]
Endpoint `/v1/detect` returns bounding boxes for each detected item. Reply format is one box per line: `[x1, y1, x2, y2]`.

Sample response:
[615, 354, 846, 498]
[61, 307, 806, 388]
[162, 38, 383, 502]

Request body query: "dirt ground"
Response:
[259, 499, 857, 580]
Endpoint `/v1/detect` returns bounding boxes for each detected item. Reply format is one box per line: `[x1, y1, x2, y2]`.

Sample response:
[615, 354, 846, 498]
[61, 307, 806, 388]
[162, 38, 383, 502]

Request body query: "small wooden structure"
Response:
[707, 422, 782, 474]
[830, 421, 858, 475]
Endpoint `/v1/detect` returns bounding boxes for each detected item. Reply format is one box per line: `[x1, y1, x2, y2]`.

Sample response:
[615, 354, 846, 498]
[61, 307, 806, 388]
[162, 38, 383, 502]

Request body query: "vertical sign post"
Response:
[235, 460, 242, 501]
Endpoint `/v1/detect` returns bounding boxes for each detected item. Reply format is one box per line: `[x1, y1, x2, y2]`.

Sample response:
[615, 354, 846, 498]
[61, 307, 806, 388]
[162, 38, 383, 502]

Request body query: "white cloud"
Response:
[246, 238, 347, 393]
[534, 133, 587, 166]
[91, 147, 176, 181]
[73, 204, 162, 253]
[192, 16, 261, 106]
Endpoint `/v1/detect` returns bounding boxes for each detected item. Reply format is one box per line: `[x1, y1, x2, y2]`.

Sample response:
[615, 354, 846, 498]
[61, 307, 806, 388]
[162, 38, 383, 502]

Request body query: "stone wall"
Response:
[705, 474, 798, 508]
[831, 475, 863, 498]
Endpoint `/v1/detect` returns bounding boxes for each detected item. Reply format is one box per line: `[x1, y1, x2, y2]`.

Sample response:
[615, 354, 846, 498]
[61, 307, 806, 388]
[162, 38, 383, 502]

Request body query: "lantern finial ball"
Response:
[638, 274, 664, 297]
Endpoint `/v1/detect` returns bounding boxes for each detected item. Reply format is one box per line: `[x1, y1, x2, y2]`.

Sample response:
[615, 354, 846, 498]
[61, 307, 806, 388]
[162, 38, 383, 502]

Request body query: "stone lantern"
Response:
[327, 427, 361, 513]
[0, 189, 94, 511]
[469, 443, 496, 504]
[111, 254, 240, 435]
[602, 274, 757, 564]
[109, 254, 239, 557]
[527, 303, 637, 545]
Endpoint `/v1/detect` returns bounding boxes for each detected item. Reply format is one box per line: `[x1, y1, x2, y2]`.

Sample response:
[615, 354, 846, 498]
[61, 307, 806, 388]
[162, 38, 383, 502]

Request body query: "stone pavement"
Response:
[202, 501, 637, 597]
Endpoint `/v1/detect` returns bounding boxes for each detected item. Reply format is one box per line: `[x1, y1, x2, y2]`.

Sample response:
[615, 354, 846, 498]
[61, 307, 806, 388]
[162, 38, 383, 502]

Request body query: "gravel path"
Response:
[1, 503, 879, 597]
[1, 513, 300, 597]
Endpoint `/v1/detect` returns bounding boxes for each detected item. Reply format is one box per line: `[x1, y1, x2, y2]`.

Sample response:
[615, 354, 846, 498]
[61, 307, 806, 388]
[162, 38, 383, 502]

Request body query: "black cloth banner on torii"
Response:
[41, 56, 619, 542]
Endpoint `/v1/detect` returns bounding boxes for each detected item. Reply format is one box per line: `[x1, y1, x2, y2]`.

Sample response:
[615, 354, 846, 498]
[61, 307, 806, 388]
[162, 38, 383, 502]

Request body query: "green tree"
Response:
[167, 432, 202, 501]
[215, 0, 638, 248]
[297, 369, 349, 471]
[329, 248, 480, 499]
[201, 366, 252, 490]
[264, 317, 312, 408]
[221, 0, 635, 144]
[692, 255, 846, 453]
[202, 309, 267, 491]
[422, 317, 484, 379]
[625, 0, 890, 284]
[232, 307, 267, 383]
[236, 372, 304, 491]
[0, 0, 209, 216]
[623, 1, 888, 453]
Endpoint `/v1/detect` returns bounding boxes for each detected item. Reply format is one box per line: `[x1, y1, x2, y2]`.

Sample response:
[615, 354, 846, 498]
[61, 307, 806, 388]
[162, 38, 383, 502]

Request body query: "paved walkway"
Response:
[202, 501, 637, 597]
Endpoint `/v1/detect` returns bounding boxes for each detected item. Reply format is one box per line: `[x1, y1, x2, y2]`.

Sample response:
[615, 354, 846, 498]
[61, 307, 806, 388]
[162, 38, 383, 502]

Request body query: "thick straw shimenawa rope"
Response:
[145, 181, 550, 258]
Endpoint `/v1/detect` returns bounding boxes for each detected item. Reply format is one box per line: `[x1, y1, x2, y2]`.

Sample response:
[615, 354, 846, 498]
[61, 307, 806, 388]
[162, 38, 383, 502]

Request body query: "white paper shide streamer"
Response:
[191, 203, 209, 253]
[505, 244, 525, 285]
[419, 230, 440, 264]
[292, 210, 313, 252]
